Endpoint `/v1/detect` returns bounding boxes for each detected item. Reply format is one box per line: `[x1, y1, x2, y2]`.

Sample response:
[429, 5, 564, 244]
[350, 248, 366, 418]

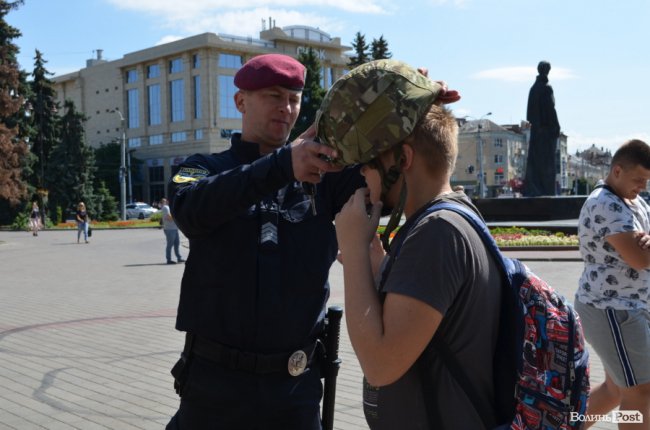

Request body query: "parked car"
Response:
[125, 202, 158, 220]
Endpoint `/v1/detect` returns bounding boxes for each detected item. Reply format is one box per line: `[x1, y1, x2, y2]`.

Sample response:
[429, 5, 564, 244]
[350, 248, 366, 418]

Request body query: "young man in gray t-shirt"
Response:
[322, 61, 504, 429]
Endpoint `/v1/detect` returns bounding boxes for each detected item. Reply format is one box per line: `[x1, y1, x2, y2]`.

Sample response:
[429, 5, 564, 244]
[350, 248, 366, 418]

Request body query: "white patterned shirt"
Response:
[576, 187, 650, 310]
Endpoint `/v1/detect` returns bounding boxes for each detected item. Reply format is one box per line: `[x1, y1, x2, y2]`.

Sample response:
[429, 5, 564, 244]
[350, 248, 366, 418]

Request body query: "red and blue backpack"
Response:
[388, 201, 590, 429]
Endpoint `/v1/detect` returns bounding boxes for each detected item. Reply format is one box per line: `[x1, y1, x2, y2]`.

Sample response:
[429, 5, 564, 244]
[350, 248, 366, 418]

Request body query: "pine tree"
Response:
[93, 180, 118, 221]
[45, 100, 97, 221]
[28, 49, 59, 190]
[290, 47, 326, 141]
[348, 32, 369, 68]
[0, 0, 29, 216]
[94, 141, 121, 202]
[371, 35, 392, 60]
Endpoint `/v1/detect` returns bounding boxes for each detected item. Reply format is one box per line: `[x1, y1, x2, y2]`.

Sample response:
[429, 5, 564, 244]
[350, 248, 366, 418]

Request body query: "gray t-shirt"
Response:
[364, 195, 502, 430]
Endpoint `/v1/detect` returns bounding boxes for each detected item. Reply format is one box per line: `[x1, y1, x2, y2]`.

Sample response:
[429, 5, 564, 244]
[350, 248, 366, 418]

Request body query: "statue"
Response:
[523, 61, 560, 196]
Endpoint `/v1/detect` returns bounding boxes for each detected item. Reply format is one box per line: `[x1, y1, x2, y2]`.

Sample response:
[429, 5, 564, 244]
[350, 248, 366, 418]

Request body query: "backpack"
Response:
[386, 201, 590, 429]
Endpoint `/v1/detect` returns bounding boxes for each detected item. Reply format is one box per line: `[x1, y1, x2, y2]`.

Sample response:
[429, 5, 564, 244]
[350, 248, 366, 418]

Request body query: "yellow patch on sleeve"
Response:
[173, 167, 209, 184]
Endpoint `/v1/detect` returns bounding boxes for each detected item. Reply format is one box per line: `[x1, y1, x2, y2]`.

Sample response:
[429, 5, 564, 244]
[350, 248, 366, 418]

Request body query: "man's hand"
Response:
[635, 231, 650, 250]
[335, 188, 383, 258]
[291, 124, 342, 183]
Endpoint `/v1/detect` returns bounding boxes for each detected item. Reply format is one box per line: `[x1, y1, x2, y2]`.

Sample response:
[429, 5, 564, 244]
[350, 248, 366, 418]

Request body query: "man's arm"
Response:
[606, 232, 650, 270]
[172, 129, 341, 237]
[335, 189, 442, 387]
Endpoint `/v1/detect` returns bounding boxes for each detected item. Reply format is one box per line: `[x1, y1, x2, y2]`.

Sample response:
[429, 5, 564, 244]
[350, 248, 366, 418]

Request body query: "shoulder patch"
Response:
[173, 167, 209, 183]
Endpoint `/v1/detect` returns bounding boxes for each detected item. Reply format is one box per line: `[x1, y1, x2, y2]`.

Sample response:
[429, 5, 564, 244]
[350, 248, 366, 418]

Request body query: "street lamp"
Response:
[127, 148, 136, 203]
[112, 109, 127, 220]
[476, 112, 492, 198]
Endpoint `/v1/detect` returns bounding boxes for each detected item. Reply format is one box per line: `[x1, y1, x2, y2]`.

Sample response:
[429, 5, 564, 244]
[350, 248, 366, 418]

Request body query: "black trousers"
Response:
[166, 354, 323, 430]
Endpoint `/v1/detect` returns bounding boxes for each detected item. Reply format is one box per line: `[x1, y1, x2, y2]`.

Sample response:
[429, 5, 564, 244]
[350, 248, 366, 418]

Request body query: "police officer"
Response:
[166, 53, 365, 429]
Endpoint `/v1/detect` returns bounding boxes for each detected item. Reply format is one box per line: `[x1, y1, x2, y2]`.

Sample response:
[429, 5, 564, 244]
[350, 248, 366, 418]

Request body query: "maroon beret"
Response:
[234, 54, 306, 91]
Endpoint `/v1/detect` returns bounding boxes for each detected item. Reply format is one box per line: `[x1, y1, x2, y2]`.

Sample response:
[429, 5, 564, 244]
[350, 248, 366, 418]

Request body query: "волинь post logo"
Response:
[570, 410, 643, 424]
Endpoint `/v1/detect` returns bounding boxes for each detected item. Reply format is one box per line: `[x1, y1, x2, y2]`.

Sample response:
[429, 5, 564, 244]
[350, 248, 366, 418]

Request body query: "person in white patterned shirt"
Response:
[575, 139, 650, 429]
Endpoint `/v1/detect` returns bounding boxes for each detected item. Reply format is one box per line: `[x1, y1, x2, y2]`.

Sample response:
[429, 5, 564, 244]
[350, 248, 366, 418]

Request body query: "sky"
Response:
[6, 0, 650, 155]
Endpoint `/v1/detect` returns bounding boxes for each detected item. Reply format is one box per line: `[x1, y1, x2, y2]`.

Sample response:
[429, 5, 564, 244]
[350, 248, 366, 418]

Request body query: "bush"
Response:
[489, 226, 552, 236]
[150, 211, 163, 225]
[11, 212, 29, 231]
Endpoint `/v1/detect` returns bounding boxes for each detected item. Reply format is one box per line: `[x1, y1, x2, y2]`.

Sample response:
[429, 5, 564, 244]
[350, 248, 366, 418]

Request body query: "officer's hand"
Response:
[291, 124, 342, 183]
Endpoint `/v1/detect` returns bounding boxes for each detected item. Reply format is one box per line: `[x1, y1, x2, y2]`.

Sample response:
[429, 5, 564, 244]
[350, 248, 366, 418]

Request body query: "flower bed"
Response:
[53, 219, 160, 229]
[376, 225, 578, 247]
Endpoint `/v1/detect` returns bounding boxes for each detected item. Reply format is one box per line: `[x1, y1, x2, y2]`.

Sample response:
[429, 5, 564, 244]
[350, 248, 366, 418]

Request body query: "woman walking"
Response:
[76, 202, 89, 243]
[29, 202, 40, 236]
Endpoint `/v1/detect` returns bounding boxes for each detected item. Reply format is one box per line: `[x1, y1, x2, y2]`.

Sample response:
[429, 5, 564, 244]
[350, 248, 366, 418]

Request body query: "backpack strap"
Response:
[425, 202, 516, 281]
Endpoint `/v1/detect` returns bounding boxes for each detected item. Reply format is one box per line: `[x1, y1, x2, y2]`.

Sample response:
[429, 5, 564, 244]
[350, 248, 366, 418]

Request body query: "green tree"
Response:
[28, 49, 59, 191]
[93, 180, 118, 221]
[45, 100, 97, 221]
[94, 141, 121, 201]
[370, 35, 392, 60]
[348, 32, 369, 68]
[291, 47, 326, 141]
[0, 0, 30, 224]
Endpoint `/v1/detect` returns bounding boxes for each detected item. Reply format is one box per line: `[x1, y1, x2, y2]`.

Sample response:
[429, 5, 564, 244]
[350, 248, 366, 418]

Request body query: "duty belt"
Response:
[189, 334, 318, 377]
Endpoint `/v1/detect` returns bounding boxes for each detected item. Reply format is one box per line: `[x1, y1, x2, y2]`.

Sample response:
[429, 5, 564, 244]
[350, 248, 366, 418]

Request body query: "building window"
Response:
[127, 89, 139, 128]
[494, 154, 504, 164]
[149, 134, 163, 145]
[494, 138, 503, 148]
[195, 129, 203, 140]
[147, 64, 160, 79]
[170, 79, 185, 122]
[150, 184, 165, 203]
[169, 58, 183, 74]
[171, 131, 187, 143]
[148, 84, 161, 125]
[126, 69, 137, 83]
[194, 75, 201, 119]
[193, 54, 200, 69]
[128, 137, 141, 148]
[321, 67, 330, 88]
[218, 75, 241, 119]
[149, 166, 164, 182]
[218, 53, 242, 69]
[494, 167, 505, 184]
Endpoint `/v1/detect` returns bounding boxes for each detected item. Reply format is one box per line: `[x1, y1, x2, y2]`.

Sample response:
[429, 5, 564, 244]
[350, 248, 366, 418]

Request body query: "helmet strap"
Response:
[368, 145, 407, 252]
[380, 178, 407, 252]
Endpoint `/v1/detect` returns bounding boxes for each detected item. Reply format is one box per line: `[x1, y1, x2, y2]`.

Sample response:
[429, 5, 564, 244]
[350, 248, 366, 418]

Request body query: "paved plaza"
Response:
[0, 228, 616, 429]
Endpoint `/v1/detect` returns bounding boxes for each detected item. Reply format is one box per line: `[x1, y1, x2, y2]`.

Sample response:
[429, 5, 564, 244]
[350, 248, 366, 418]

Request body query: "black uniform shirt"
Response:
[171, 133, 364, 354]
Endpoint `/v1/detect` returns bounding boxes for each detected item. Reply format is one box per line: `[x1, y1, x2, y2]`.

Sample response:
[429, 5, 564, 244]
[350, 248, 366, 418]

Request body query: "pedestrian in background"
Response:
[160, 198, 183, 265]
[29, 202, 41, 236]
[575, 139, 650, 428]
[76, 201, 89, 244]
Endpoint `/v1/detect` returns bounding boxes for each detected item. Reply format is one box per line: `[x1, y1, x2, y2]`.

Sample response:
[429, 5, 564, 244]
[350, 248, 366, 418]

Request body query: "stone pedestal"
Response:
[474, 196, 586, 222]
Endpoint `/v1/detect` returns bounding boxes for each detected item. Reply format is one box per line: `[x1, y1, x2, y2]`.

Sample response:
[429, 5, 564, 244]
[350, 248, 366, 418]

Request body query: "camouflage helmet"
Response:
[316, 59, 445, 166]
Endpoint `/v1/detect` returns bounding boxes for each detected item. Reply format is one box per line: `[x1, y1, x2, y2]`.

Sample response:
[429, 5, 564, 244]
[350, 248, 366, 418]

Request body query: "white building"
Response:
[52, 25, 351, 204]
